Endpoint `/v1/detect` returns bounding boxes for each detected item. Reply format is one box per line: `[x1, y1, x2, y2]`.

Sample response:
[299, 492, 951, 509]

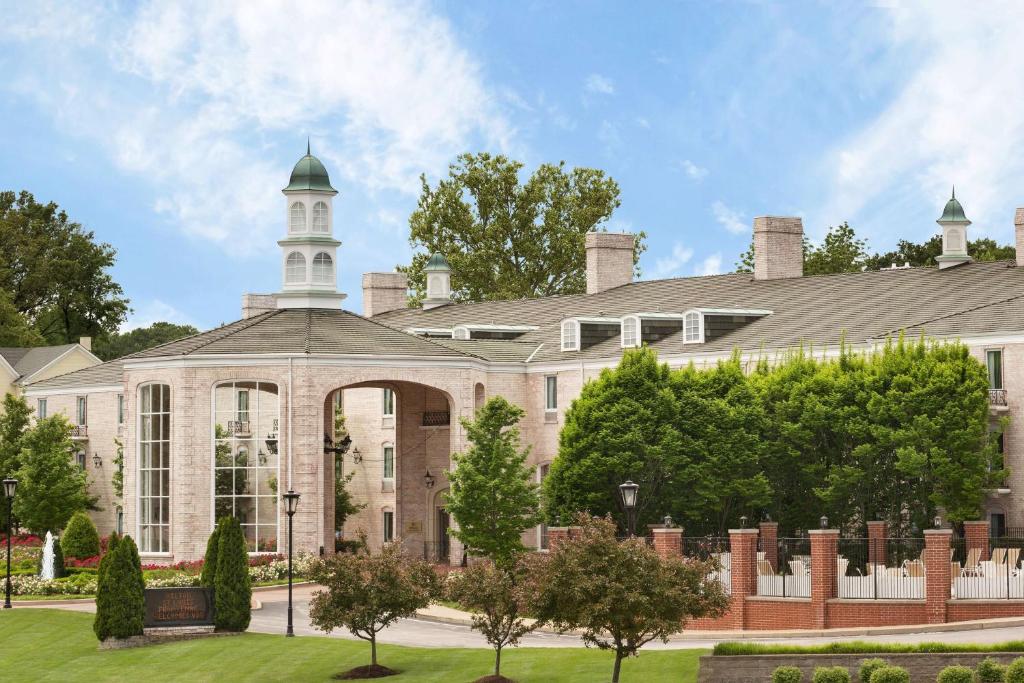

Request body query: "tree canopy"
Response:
[92, 321, 199, 361]
[398, 153, 645, 304]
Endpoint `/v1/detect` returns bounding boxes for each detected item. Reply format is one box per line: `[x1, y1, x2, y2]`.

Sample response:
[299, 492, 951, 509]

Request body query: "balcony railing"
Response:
[70, 425, 88, 439]
[990, 389, 1008, 406]
[422, 411, 451, 427]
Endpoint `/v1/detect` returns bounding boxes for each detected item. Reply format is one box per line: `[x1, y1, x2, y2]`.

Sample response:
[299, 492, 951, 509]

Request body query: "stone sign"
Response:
[144, 587, 215, 628]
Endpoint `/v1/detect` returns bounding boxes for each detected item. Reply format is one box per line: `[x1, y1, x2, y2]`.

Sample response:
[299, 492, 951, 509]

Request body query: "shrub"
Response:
[1006, 657, 1024, 683]
[93, 535, 144, 641]
[935, 666, 973, 683]
[772, 666, 803, 683]
[200, 523, 220, 588]
[868, 667, 909, 683]
[61, 512, 100, 559]
[858, 658, 887, 683]
[812, 667, 851, 683]
[978, 657, 1008, 682]
[214, 517, 251, 632]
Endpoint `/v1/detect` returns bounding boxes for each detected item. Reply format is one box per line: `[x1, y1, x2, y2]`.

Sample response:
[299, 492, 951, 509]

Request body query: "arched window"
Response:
[312, 201, 329, 233]
[621, 315, 639, 348]
[683, 311, 702, 344]
[138, 383, 171, 553]
[289, 202, 306, 232]
[312, 252, 333, 283]
[285, 252, 306, 283]
[427, 273, 443, 297]
[561, 319, 580, 352]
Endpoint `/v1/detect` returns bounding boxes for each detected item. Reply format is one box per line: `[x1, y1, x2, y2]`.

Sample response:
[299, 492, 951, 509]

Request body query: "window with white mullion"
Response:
[683, 311, 702, 344]
[285, 252, 306, 283]
[561, 319, 580, 351]
[289, 201, 307, 232]
[138, 383, 171, 553]
[312, 201, 329, 233]
[621, 316, 639, 348]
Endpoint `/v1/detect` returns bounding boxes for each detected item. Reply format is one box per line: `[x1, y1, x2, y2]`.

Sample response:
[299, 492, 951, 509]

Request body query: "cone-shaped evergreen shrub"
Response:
[200, 523, 220, 588]
[93, 535, 144, 641]
[61, 511, 101, 559]
[214, 517, 251, 632]
[52, 538, 66, 578]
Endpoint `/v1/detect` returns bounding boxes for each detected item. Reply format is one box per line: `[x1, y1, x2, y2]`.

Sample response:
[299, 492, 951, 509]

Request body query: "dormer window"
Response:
[621, 315, 639, 348]
[452, 324, 538, 341]
[683, 311, 702, 344]
[289, 201, 307, 232]
[561, 319, 580, 351]
[561, 317, 620, 352]
[312, 201, 329, 233]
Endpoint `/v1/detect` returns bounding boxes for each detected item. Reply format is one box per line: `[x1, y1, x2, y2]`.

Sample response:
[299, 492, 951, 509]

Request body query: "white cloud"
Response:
[680, 159, 708, 181]
[122, 299, 199, 332]
[635, 117, 651, 129]
[650, 243, 694, 279]
[819, 3, 1024, 240]
[712, 200, 747, 234]
[695, 253, 722, 276]
[1, 1, 512, 255]
[584, 73, 615, 95]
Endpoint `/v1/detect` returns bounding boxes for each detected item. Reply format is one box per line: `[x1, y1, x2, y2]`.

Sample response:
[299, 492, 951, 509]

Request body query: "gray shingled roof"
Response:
[0, 344, 78, 381]
[24, 360, 125, 390]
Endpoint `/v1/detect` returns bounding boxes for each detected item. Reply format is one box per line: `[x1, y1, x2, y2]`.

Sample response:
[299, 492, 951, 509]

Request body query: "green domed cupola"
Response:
[938, 187, 970, 224]
[424, 252, 451, 271]
[283, 141, 338, 194]
[936, 186, 972, 270]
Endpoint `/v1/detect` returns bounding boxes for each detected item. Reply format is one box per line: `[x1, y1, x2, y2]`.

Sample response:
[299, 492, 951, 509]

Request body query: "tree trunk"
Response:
[371, 634, 377, 666]
[612, 648, 623, 683]
[495, 646, 501, 676]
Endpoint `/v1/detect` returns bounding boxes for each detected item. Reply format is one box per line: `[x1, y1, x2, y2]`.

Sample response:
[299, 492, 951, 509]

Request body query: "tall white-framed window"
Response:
[214, 381, 280, 553]
[561, 319, 580, 351]
[312, 252, 333, 283]
[383, 444, 395, 480]
[289, 201, 307, 232]
[545, 376, 557, 412]
[285, 252, 306, 283]
[312, 201, 329, 233]
[37, 399, 47, 420]
[138, 383, 171, 553]
[683, 311, 702, 344]
[117, 394, 125, 425]
[76, 396, 87, 425]
[988, 349, 1004, 390]
[383, 510, 394, 543]
[382, 388, 395, 417]
[621, 315, 639, 348]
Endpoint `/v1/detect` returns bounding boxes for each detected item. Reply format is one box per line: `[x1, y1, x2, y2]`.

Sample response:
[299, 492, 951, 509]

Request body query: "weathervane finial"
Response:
[952, 185, 956, 200]
[307, 137, 311, 156]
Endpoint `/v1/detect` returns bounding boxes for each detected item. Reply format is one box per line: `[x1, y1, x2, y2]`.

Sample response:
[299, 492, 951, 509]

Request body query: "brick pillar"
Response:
[809, 529, 839, 629]
[963, 520, 990, 561]
[547, 527, 568, 550]
[728, 528, 759, 629]
[652, 528, 683, 559]
[866, 521, 888, 566]
[924, 529, 952, 624]
[759, 521, 778, 571]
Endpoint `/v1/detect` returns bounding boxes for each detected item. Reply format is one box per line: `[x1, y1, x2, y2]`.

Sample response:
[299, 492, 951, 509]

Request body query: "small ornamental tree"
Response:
[200, 523, 221, 588]
[93, 535, 144, 641]
[51, 538, 66, 578]
[309, 541, 441, 676]
[446, 396, 540, 567]
[214, 516, 251, 632]
[446, 559, 540, 680]
[61, 511, 101, 559]
[529, 513, 729, 683]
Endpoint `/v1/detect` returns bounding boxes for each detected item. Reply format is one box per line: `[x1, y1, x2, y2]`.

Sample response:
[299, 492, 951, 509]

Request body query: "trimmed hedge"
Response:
[1007, 657, 1024, 683]
[812, 667, 851, 683]
[93, 535, 144, 641]
[714, 641, 1024, 656]
[978, 656, 1008, 682]
[772, 666, 803, 683]
[61, 512, 100, 559]
[858, 658, 887, 683]
[200, 523, 220, 588]
[936, 666, 974, 683]
[214, 517, 251, 632]
[868, 667, 908, 683]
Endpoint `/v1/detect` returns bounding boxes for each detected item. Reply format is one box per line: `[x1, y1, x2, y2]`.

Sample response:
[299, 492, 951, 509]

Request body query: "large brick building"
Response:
[21, 151, 1024, 563]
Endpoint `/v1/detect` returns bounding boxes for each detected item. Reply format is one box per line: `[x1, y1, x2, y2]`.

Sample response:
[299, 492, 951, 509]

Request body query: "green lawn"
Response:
[0, 609, 705, 683]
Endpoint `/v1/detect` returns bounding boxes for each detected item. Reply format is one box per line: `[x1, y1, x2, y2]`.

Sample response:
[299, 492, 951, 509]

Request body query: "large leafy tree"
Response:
[0, 190, 129, 343]
[446, 396, 541, 566]
[0, 393, 33, 529]
[92, 321, 199, 361]
[14, 415, 95, 534]
[544, 347, 684, 533]
[399, 153, 645, 304]
[0, 290, 43, 346]
[528, 513, 729, 683]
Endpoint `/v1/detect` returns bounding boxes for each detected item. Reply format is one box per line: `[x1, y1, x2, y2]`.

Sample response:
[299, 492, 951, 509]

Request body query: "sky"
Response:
[2, 1, 1024, 331]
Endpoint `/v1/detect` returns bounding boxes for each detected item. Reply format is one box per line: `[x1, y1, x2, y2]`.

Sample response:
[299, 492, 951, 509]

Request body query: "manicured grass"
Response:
[714, 640, 1024, 656]
[0, 609, 705, 682]
[12, 594, 94, 601]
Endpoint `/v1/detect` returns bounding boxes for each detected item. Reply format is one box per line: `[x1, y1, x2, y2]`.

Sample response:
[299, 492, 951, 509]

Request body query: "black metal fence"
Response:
[837, 537, 925, 599]
[951, 537, 1024, 599]
[682, 536, 731, 594]
[756, 537, 811, 597]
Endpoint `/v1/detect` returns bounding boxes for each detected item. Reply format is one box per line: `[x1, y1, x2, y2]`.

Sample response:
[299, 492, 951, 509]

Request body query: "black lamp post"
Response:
[282, 490, 300, 637]
[619, 480, 639, 537]
[3, 478, 17, 609]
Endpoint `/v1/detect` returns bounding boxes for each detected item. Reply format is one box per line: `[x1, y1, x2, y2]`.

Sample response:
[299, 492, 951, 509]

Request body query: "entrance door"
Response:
[437, 508, 450, 563]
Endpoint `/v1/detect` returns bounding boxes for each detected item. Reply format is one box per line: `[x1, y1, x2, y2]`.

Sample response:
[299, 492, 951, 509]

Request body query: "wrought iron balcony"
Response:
[990, 388, 1008, 406]
[70, 425, 88, 439]
[422, 411, 451, 427]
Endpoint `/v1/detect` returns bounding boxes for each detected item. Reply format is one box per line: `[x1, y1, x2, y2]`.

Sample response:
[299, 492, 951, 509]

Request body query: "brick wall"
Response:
[964, 520, 990, 561]
[826, 600, 928, 628]
[867, 521, 887, 565]
[758, 521, 778, 570]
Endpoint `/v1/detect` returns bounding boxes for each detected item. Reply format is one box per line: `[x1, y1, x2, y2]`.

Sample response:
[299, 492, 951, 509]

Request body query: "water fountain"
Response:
[40, 531, 55, 579]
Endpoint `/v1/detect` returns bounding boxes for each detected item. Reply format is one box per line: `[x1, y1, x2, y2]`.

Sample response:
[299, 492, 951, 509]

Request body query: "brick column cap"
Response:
[866, 520, 888, 527]
[728, 528, 759, 535]
[652, 528, 683, 535]
[807, 529, 840, 536]
[963, 520, 990, 527]
[924, 528, 953, 536]
[758, 520, 779, 528]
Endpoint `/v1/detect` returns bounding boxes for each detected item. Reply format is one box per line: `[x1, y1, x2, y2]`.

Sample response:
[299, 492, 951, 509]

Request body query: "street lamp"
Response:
[282, 490, 300, 637]
[3, 478, 17, 609]
[619, 480, 639, 537]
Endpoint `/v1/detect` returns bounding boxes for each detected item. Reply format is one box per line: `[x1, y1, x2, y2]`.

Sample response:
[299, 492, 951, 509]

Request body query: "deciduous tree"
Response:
[92, 321, 199, 361]
[14, 415, 94, 534]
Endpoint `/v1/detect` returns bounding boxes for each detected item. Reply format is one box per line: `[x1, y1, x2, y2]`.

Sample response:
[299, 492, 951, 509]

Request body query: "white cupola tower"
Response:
[935, 187, 972, 270]
[277, 142, 347, 309]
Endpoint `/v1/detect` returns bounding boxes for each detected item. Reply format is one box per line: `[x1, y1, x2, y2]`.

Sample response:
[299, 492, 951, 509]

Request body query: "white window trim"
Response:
[37, 398, 47, 420]
[312, 252, 334, 284]
[289, 201, 307, 233]
[683, 310, 704, 345]
[987, 347, 1005, 390]
[382, 388, 395, 417]
[621, 315, 640, 348]
[561, 319, 580, 352]
[312, 201, 329, 233]
[544, 375, 558, 412]
[137, 382, 172, 556]
[382, 443, 395, 481]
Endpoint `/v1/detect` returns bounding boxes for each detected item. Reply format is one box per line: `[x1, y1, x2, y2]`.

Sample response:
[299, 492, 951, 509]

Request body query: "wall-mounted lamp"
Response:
[423, 470, 435, 488]
[92, 452, 102, 468]
[352, 447, 362, 464]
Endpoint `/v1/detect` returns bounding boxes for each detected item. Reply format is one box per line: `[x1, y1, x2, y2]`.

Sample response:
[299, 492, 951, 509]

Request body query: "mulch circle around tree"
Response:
[333, 665, 399, 679]
[473, 676, 516, 683]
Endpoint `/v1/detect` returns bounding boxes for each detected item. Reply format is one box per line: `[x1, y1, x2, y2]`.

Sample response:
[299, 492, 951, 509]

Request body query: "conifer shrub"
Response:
[93, 535, 144, 641]
[52, 539, 66, 578]
[858, 658, 887, 683]
[61, 511, 100, 559]
[772, 666, 803, 683]
[977, 657, 1008, 682]
[1006, 657, 1024, 683]
[214, 516, 251, 632]
[936, 666, 974, 683]
[813, 667, 851, 683]
[200, 523, 220, 588]
[868, 667, 909, 683]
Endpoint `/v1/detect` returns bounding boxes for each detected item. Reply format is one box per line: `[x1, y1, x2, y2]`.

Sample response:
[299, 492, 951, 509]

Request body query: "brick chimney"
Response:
[1016, 208, 1024, 267]
[241, 293, 278, 319]
[362, 272, 408, 317]
[585, 232, 634, 294]
[753, 216, 804, 280]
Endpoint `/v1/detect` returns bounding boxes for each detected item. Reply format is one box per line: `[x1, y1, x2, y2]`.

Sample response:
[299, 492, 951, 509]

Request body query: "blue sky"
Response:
[2, 2, 1023, 330]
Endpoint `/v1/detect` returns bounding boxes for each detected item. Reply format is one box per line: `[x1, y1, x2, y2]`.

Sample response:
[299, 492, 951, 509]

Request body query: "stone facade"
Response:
[361, 272, 409, 317]
[585, 231, 634, 294]
[753, 216, 803, 280]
